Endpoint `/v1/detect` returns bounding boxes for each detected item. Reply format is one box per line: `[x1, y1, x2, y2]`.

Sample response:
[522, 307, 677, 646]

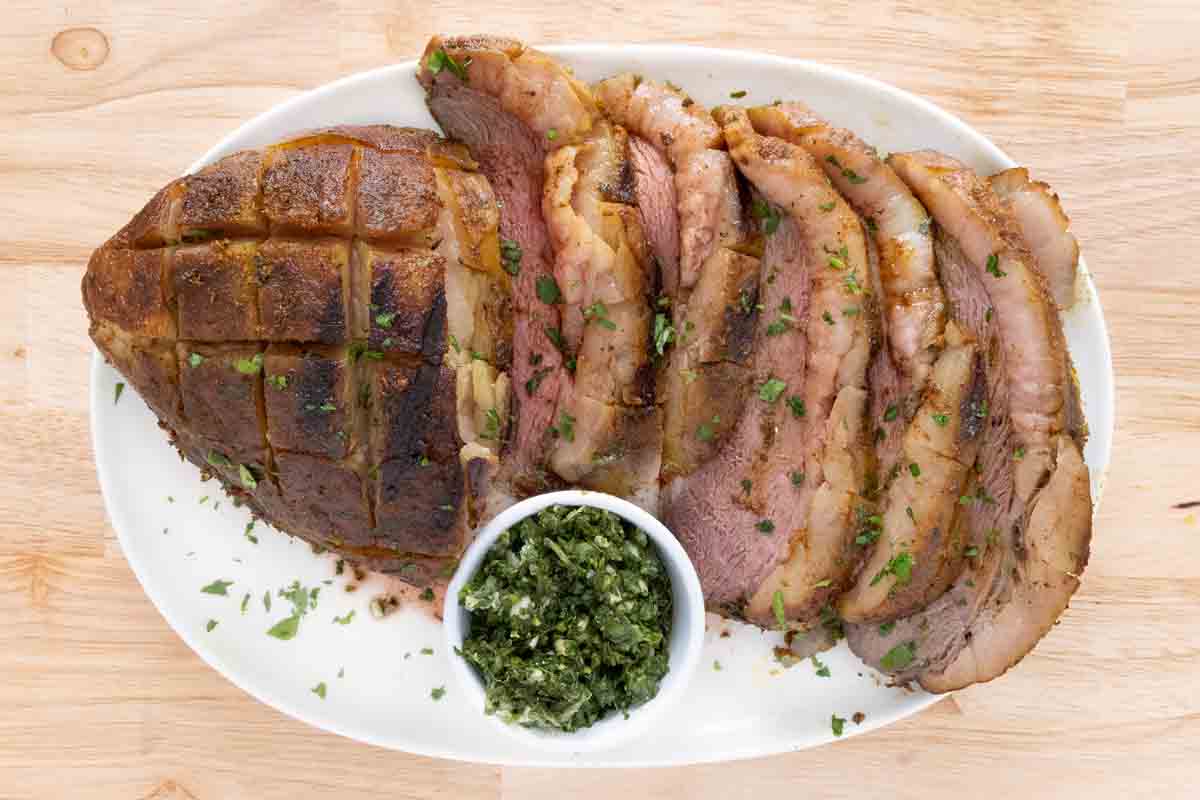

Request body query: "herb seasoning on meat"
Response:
[458, 504, 673, 732]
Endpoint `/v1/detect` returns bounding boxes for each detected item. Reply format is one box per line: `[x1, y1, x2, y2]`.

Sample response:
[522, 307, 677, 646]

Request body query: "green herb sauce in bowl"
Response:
[444, 490, 705, 752]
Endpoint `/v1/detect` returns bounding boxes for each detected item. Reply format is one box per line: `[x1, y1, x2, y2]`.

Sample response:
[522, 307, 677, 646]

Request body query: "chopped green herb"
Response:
[879, 621, 896, 636]
[238, 464, 257, 490]
[756, 519, 776, 534]
[758, 377, 787, 403]
[870, 552, 914, 587]
[206, 450, 231, 468]
[772, 589, 787, 629]
[909, 462, 921, 478]
[751, 199, 782, 234]
[420, 587, 435, 602]
[844, 271, 863, 294]
[479, 407, 502, 441]
[843, 306, 860, 316]
[986, 253, 1007, 278]
[831, 714, 846, 736]
[679, 368, 698, 384]
[964, 546, 979, 558]
[234, 353, 264, 375]
[553, 411, 576, 442]
[811, 654, 831, 678]
[696, 415, 719, 442]
[546, 128, 558, 141]
[427, 49, 470, 81]
[113, 382, 125, 405]
[240, 593, 250, 614]
[790, 470, 805, 487]
[420, 647, 434, 655]
[814, 578, 832, 588]
[333, 610, 355, 625]
[535, 275, 562, 305]
[865, 216, 878, 233]
[713, 659, 723, 671]
[500, 238, 523, 276]
[932, 412, 950, 427]
[818, 201, 836, 212]
[201, 579, 233, 596]
[787, 396, 806, 418]
[244, 521, 258, 544]
[583, 301, 618, 330]
[918, 217, 932, 236]
[525, 367, 552, 396]
[267, 374, 288, 390]
[206, 619, 218, 632]
[985, 307, 994, 323]
[884, 404, 899, 422]
[766, 319, 790, 336]
[823, 310, 835, 325]
[187, 352, 205, 368]
[730, 89, 747, 99]
[266, 614, 300, 640]
[448, 333, 461, 353]
[431, 686, 446, 701]
[544, 326, 566, 350]
[653, 312, 675, 356]
[312, 682, 327, 699]
[1013, 445, 1026, 461]
[741, 478, 753, 494]
[880, 641, 916, 671]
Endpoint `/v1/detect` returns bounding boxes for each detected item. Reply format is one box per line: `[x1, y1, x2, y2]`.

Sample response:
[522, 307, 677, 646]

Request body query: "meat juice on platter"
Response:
[84, 33, 1092, 695]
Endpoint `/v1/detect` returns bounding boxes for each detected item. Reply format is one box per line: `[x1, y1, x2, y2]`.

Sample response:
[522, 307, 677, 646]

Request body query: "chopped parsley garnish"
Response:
[879, 621, 896, 636]
[751, 199, 782, 235]
[822, 310, 835, 325]
[883, 404, 899, 422]
[234, 353, 264, 375]
[964, 546, 979, 558]
[756, 519, 776, 534]
[985, 307, 994, 323]
[240, 593, 250, 614]
[427, 49, 470, 81]
[480, 407, 502, 441]
[420, 587, 435, 602]
[790, 470, 805, 486]
[553, 411, 575, 442]
[206, 619, 218, 632]
[714, 659, 723, 671]
[653, 312, 675, 356]
[500, 238, 523, 275]
[932, 412, 950, 427]
[870, 552, 914, 587]
[843, 306, 860, 316]
[187, 352, 205, 368]
[266, 615, 300, 640]
[113, 382, 125, 405]
[784, 396, 807, 418]
[201, 579, 233, 596]
[741, 478, 753, 494]
[312, 682, 327, 699]
[766, 319, 790, 336]
[332, 610, 355, 625]
[420, 647, 435, 655]
[679, 368, 698, 384]
[880, 641, 916, 671]
[525, 367, 552, 396]
[814, 578, 832, 588]
[812, 654, 831, 677]
[544, 326, 566, 350]
[267, 374, 288, 390]
[831, 714, 846, 737]
[696, 415, 720, 442]
[909, 462, 921, 478]
[238, 464, 257, 490]
[583, 301, 617, 330]
[375, 311, 396, 329]
[918, 217, 932, 236]
[826, 154, 867, 184]
[730, 89, 747, 98]
[431, 686, 446, 701]
[535, 275, 562, 305]
[758, 377, 787, 403]
[844, 271, 864, 295]
[1013, 445, 1026, 461]
[459, 504, 672, 731]
[772, 589, 787, 629]
[818, 201, 836, 213]
[546, 128, 558, 140]
[206, 450, 231, 468]
[865, 216, 878, 233]
[986, 253, 1007, 278]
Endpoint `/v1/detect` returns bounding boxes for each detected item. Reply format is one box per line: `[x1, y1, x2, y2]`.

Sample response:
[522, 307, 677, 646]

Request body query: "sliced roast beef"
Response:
[419, 35, 660, 510]
[595, 75, 758, 480]
[990, 168, 1081, 310]
[847, 153, 1091, 690]
[710, 108, 875, 626]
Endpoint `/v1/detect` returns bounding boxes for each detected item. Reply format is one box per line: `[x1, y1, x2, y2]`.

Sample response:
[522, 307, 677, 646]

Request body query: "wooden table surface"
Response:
[3, 1, 1197, 797]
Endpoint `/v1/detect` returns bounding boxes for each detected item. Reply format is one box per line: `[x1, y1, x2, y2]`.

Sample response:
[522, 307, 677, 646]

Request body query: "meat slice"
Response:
[595, 75, 758, 480]
[715, 108, 875, 626]
[890, 151, 1067, 503]
[419, 35, 661, 510]
[839, 323, 985, 623]
[990, 168, 1081, 309]
[847, 153, 1092, 691]
[82, 125, 510, 585]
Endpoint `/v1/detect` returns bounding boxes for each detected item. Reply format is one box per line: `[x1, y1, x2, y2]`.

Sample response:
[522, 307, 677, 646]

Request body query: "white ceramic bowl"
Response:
[443, 490, 706, 752]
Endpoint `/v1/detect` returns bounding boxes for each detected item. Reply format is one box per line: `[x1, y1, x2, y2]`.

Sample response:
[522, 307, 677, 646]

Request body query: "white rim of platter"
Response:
[90, 43, 1115, 767]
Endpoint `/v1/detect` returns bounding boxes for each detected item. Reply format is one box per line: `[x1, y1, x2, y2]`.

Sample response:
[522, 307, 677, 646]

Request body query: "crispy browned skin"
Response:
[82, 125, 509, 583]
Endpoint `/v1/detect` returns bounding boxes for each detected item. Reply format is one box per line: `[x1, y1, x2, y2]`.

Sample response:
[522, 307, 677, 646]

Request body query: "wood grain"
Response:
[2, 0, 1197, 797]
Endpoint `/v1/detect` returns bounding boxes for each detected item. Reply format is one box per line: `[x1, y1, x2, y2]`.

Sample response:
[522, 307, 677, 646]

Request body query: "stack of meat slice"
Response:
[412, 34, 1092, 690]
[419, 35, 662, 514]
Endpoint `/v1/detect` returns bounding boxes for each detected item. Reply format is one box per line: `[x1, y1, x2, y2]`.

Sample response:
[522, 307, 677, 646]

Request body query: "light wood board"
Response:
[1, 1, 1197, 797]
